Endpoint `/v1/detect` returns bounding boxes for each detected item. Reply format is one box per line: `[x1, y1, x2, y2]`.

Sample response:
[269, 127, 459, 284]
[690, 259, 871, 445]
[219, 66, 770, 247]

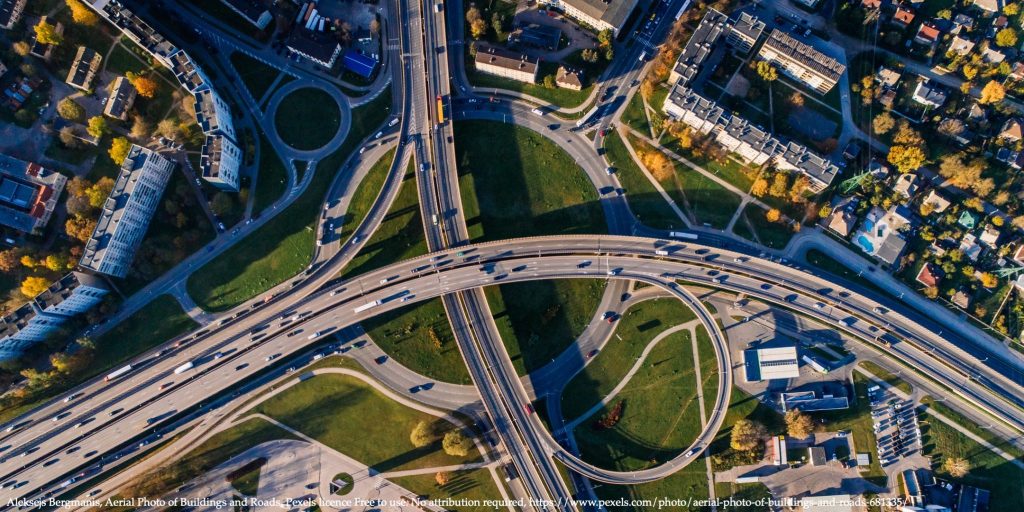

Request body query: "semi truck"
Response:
[354, 300, 382, 313]
[669, 231, 698, 240]
[174, 361, 194, 375]
[105, 365, 133, 382]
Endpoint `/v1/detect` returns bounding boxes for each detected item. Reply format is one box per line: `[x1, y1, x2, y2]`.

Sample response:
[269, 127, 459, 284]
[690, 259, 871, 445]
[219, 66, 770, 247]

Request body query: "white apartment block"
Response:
[0, 272, 109, 360]
[79, 145, 175, 278]
[540, 0, 639, 35]
[201, 134, 243, 191]
[757, 29, 845, 94]
[474, 46, 539, 84]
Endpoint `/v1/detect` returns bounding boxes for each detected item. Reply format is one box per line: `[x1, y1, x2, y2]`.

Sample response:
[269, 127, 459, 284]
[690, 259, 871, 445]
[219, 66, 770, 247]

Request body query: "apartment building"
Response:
[104, 76, 137, 120]
[0, 0, 26, 30]
[0, 272, 109, 360]
[65, 46, 102, 91]
[474, 45, 539, 84]
[540, 0, 639, 35]
[200, 134, 243, 191]
[79, 145, 175, 278]
[757, 29, 845, 93]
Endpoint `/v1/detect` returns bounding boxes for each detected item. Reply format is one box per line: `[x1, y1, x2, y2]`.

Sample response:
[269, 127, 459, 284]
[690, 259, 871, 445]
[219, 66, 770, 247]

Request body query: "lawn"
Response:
[92, 295, 197, 374]
[708, 386, 784, 472]
[465, 63, 593, 109]
[483, 279, 606, 376]
[105, 40, 158, 76]
[390, 469, 503, 512]
[621, 93, 651, 135]
[595, 467, 711, 511]
[627, 133, 742, 229]
[252, 134, 290, 214]
[251, 373, 479, 472]
[561, 298, 698, 421]
[336, 148, 395, 243]
[858, 361, 913, 395]
[361, 298, 469, 384]
[919, 408, 1024, 511]
[604, 130, 684, 230]
[573, 329, 701, 470]
[125, 418, 296, 498]
[274, 88, 342, 151]
[920, 397, 1024, 459]
[739, 203, 794, 249]
[341, 159, 426, 278]
[230, 52, 281, 102]
[695, 325, 719, 423]
[187, 89, 392, 311]
[455, 120, 606, 241]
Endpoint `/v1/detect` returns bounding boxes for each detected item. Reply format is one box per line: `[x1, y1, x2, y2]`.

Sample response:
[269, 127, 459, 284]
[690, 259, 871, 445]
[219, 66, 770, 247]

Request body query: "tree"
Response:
[769, 172, 789, 197]
[872, 113, 895, 135]
[0, 249, 18, 272]
[12, 41, 30, 56]
[887, 145, 926, 173]
[66, 0, 99, 25]
[598, 29, 613, 47]
[86, 116, 108, 138]
[604, 47, 615, 62]
[756, 61, 778, 82]
[435, 471, 450, 486]
[937, 8, 953, 18]
[729, 419, 766, 451]
[938, 118, 965, 137]
[156, 119, 181, 141]
[21, 276, 50, 298]
[466, 7, 486, 38]
[65, 216, 97, 242]
[892, 120, 924, 146]
[57, 98, 85, 122]
[766, 208, 781, 223]
[980, 272, 999, 288]
[789, 91, 805, 107]
[785, 409, 814, 438]
[543, 74, 556, 89]
[369, 18, 381, 36]
[943, 457, 971, 478]
[996, 28, 1018, 47]
[87, 177, 114, 208]
[640, 79, 655, 100]
[109, 137, 132, 165]
[442, 430, 472, 457]
[639, 150, 674, 181]
[962, 64, 978, 81]
[751, 178, 769, 197]
[980, 80, 1006, 104]
[44, 254, 70, 272]
[410, 421, 433, 447]
[34, 20, 63, 46]
[127, 73, 159, 99]
[1006, 2, 1021, 14]
[581, 48, 599, 63]
[59, 127, 80, 149]
[130, 115, 152, 139]
[20, 254, 37, 269]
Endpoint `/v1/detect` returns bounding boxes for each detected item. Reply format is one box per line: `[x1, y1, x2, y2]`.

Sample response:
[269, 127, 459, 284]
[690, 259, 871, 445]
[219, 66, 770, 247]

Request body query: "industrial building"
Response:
[743, 345, 801, 381]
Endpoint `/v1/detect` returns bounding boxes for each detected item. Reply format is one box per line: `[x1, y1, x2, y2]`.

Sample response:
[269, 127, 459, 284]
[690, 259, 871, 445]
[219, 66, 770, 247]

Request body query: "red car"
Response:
[524, 403, 535, 414]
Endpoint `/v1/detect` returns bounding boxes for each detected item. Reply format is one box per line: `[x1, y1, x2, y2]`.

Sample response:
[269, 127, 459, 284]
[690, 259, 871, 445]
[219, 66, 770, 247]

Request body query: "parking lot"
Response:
[869, 385, 921, 466]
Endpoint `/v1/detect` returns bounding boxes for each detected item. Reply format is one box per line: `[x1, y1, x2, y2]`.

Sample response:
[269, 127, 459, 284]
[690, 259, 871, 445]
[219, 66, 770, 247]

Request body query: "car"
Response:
[287, 329, 302, 337]
[88, 489, 102, 497]
[376, 355, 388, 364]
[64, 392, 82, 403]
[815, 302, 825, 309]
[159, 382, 172, 390]
[620, 292, 631, 301]
[217, 222, 225, 231]
[109, 408, 123, 416]
[388, 117, 400, 127]
[235, 363, 248, 371]
[587, 349, 598, 359]
[265, 354, 280, 362]
[601, 311, 615, 320]
[607, 268, 622, 276]
[374, 131, 383, 139]
[577, 260, 592, 268]
[524, 403, 535, 414]
[760, 283, 772, 290]
[605, 167, 614, 175]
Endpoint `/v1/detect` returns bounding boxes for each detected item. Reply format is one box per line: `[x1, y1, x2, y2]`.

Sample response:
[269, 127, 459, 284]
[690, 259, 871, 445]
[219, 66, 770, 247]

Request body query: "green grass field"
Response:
[465, 66, 593, 109]
[274, 88, 342, 150]
[920, 397, 1024, 459]
[858, 361, 912, 395]
[604, 131, 683, 230]
[573, 329, 701, 470]
[919, 409, 1024, 511]
[342, 159, 426, 278]
[390, 469, 503, 512]
[187, 90, 392, 311]
[126, 418, 297, 498]
[455, 120, 606, 241]
[484, 279, 606, 376]
[739, 203, 794, 249]
[595, 468, 711, 510]
[93, 295, 197, 373]
[230, 52, 281, 102]
[252, 134, 289, 214]
[695, 325, 719, 423]
[361, 298, 469, 384]
[621, 93, 651, 135]
[251, 373, 478, 472]
[561, 298, 697, 421]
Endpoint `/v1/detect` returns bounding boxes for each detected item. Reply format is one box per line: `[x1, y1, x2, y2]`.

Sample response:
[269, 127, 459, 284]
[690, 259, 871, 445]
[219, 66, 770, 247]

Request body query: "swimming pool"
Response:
[856, 234, 875, 254]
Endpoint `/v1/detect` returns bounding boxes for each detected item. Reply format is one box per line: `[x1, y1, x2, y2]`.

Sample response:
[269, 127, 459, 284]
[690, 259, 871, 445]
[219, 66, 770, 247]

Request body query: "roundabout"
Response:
[266, 81, 352, 158]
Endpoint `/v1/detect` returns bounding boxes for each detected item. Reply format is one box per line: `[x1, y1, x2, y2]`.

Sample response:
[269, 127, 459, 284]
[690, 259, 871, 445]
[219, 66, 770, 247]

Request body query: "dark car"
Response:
[375, 355, 388, 364]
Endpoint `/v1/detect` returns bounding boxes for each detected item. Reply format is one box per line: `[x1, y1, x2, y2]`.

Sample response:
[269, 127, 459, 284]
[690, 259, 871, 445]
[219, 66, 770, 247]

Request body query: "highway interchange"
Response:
[2, 0, 1024, 508]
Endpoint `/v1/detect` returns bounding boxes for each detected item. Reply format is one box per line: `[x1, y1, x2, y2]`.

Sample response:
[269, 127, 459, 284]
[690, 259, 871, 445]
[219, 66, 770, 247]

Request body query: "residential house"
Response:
[893, 6, 915, 27]
[862, 0, 882, 8]
[948, 35, 976, 55]
[104, 76, 137, 121]
[915, 263, 942, 288]
[876, 66, 902, 88]
[894, 173, 919, 197]
[973, 0, 1001, 13]
[879, 89, 897, 107]
[555, 66, 584, 90]
[912, 80, 947, 108]
[65, 46, 102, 91]
[952, 289, 972, 310]
[980, 225, 1001, 247]
[959, 210, 977, 229]
[1000, 117, 1023, 141]
[825, 196, 858, 237]
[29, 17, 62, 62]
[923, 190, 951, 213]
[853, 205, 911, 267]
[1009, 62, 1024, 81]
[960, 233, 982, 261]
[914, 23, 941, 45]
[952, 13, 975, 33]
[982, 45, 1006, 64]
[474, 45, 539, 84]
[1012, 244, 1024, 264]
[965, 101, 988, 122]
